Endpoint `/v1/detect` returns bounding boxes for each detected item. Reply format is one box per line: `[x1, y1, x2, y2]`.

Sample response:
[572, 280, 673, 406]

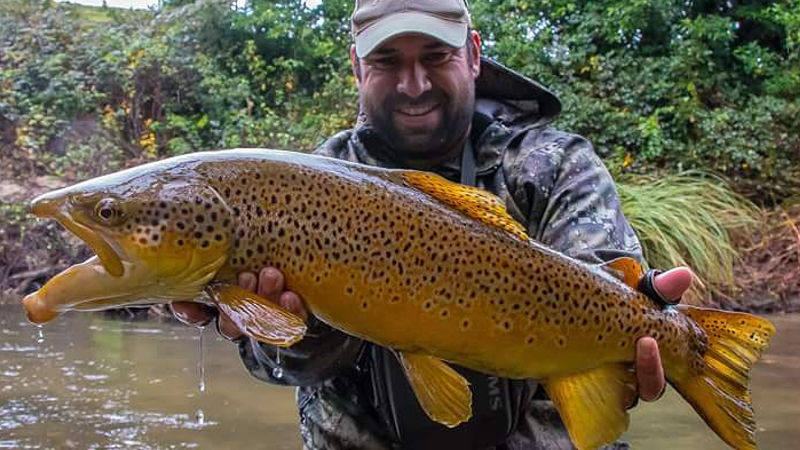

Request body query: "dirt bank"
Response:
[714, 202, 800, 313]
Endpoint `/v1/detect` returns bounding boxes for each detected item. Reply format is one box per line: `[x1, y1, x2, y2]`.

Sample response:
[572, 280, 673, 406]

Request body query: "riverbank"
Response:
[715, 202, 800, 314]
[2, 177, 798, 314]
[3, 214, 799, 315]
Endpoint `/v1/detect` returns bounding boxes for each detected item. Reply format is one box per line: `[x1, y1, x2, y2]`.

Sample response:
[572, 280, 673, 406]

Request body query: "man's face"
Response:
[352, 32, 481, 162]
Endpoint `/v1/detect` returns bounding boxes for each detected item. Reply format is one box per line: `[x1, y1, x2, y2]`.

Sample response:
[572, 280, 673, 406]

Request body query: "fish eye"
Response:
[94, 198, 123, 224]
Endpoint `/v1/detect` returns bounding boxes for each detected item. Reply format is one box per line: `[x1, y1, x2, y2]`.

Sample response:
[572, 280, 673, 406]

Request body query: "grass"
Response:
[73, 4, 114, 23]
[617, 171, 760, 302]
[68, 3, 153, 24]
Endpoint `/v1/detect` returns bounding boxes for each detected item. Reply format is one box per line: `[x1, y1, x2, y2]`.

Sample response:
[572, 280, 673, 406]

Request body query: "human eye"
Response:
[423, 51, 452, 66]
[367, 56, 398, 69]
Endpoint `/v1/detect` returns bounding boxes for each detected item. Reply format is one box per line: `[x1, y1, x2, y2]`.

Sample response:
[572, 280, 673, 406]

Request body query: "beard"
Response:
[360, 87, 475, 162]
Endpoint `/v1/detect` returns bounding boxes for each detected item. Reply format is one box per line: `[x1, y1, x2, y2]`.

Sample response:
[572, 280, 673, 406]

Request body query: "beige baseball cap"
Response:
[351, 0, 471, 58]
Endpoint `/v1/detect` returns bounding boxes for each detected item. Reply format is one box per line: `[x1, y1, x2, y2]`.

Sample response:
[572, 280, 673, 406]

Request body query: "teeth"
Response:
[397, 104, 438, 116]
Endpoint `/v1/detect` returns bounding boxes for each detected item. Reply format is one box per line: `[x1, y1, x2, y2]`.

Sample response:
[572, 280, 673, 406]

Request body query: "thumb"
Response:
[653, 267, 694, 302]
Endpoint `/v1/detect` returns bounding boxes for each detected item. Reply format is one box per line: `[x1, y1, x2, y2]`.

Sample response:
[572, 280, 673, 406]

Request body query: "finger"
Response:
[170, 302, 215, 327]
[278, 291, 309, 322]
[258, 267, 285, 302]
[653, 267, 693, 303]
[238, 272, 257, 292]
[217, 310, 246, 341]
[636, 337, 666, 402]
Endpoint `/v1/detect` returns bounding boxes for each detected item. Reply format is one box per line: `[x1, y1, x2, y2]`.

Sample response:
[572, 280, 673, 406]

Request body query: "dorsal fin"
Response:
[402, 171, 528, 241]
[600, 257, 644, 289]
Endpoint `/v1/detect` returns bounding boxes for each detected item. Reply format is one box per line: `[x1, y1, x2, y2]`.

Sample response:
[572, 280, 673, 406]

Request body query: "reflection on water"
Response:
[1, 304, 798, 449]
[0, 305, 300, 449]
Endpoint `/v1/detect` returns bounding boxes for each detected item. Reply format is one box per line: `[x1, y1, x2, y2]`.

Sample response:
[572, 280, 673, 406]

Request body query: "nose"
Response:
[396, 60, 431, 98]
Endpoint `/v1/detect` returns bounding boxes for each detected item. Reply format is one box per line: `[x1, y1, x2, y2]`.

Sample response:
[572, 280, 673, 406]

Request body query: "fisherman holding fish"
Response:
[171, 1, 694, 448]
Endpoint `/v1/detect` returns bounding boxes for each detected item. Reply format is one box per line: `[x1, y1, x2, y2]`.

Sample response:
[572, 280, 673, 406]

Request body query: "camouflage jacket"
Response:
[236, 58, 641, 450]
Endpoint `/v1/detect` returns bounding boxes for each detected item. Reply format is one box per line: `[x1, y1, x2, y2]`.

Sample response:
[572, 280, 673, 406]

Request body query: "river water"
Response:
[0, 303, 798, 449]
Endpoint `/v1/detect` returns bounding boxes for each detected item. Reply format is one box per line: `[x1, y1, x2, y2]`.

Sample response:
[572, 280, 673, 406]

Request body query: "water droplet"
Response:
[198, 327, 206, 393]
[272, 347, 283, 379]
[195, 408, 205, 425]
[35, 324, 44, 344]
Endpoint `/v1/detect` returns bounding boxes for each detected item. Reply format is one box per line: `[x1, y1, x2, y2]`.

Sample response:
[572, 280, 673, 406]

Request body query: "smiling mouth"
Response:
[395, 103, 440, 117]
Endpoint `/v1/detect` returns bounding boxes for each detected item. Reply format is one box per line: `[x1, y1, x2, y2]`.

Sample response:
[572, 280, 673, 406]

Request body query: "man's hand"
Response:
[634, 267, 693, 402]
[170, 267, 309, 341]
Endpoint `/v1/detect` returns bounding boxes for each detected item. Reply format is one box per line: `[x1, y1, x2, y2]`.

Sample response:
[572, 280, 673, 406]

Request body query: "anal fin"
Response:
[397, 352, 473, 428]
[542, 363, 637, 450]
[208, 284, 306, 347]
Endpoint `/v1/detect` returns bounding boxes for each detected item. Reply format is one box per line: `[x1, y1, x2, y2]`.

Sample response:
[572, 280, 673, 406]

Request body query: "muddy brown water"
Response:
[1, 303, 798, 449]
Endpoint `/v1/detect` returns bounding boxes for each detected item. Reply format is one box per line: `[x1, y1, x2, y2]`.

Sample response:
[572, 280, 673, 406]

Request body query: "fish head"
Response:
[23, 168, 234, 323]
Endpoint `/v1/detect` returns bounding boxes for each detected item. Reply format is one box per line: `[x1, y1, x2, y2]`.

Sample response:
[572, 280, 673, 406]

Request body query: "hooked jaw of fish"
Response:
[22, 183, 233, 323]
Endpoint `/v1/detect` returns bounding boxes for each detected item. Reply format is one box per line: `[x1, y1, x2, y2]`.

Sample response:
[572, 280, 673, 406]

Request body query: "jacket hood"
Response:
[475, 57, 561, 128]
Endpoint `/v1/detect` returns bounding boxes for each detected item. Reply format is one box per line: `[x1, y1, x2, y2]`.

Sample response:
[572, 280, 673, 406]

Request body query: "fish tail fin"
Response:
[670, 305, 775, 450]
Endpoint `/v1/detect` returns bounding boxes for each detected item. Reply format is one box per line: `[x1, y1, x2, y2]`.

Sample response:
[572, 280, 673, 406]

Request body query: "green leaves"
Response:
[0, 0, 357, 177]
[0, 0, 796, 203]
[467, 0, 799, 202]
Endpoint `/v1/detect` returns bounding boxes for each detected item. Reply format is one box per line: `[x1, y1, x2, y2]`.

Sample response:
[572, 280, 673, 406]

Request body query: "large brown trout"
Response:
[22, 149, 774, 449]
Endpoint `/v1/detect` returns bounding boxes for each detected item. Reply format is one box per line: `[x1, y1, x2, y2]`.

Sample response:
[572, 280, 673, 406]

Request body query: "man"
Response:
[173, 0, 693, 448]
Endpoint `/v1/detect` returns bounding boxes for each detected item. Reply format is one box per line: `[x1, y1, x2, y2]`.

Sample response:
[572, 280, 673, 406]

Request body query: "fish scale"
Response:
[22, 149, 775, 450]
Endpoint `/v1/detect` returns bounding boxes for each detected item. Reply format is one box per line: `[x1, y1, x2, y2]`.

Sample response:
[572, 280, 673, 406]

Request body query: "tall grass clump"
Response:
[617, 172, 760, 302]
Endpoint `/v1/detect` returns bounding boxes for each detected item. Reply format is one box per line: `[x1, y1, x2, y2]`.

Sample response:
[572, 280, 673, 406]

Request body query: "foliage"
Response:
[617, 171, 760, 301]
[0, 0, 357, 180]
[2, 0, 797, 310]
[472, 0, 800, 204]
[1, 0, 797, 202]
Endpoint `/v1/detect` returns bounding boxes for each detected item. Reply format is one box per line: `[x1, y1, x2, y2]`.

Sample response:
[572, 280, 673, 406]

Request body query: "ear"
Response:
[469, 30, 481, 79]
[350, 45, 362, 87]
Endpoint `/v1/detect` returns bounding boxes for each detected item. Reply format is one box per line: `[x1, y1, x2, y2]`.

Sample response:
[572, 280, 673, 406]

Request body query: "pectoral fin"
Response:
[208, 284, 306, 347]
[542, 363, 637, 450]
[396, 352, 473, 428]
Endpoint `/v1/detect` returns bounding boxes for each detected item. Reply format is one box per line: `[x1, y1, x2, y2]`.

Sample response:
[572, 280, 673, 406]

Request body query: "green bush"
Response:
[1, 0, 797, 204]
[472, 0, 800, 204]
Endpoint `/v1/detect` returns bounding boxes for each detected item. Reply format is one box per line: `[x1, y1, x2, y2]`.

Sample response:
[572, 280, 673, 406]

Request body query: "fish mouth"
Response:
[22, 256, 147, 323]
[31, 194, 125, 277]
[23, 194, 137, 323]
[25, 192, 225, 323]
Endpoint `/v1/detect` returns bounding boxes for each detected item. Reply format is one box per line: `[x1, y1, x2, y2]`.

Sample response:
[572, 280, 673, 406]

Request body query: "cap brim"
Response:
[355, 12, 468, 58]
